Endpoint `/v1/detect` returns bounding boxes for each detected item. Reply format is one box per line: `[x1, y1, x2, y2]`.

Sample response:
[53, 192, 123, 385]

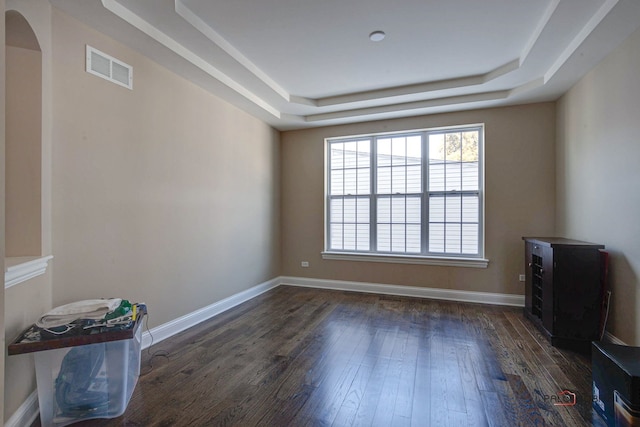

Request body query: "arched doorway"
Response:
[5, 10, 42, 257]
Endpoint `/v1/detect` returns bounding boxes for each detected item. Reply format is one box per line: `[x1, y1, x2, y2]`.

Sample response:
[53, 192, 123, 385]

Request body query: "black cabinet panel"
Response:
[523, 237, 605, 352]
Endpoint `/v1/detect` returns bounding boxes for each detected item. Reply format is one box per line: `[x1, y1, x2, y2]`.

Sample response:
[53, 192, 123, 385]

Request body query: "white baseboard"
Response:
[141, 277, 280, 349]
[280, 276, 525, 307]
[5, 390, 38, 427]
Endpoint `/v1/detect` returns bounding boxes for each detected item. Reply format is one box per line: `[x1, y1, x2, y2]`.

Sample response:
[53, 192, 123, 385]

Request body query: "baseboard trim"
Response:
[279, 276, 525, 307]
[5, 390, 38, 427]
[141, 277, 280, 349]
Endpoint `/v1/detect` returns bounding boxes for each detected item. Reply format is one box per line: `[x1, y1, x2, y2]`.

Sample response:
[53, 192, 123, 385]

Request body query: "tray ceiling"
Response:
[50, 0, 640, 130]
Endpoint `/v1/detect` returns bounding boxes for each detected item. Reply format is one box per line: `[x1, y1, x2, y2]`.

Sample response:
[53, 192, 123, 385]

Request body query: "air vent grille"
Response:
[86, 45, 132, 89]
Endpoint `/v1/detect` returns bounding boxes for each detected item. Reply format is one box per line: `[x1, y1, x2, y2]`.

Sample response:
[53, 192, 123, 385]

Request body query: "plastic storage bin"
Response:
[33, 324, 142, 427]
[9, 310, 145, 427]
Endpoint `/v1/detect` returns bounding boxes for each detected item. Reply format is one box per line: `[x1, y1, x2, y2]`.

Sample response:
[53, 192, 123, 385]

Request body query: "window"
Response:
[325, 125, 485, 266]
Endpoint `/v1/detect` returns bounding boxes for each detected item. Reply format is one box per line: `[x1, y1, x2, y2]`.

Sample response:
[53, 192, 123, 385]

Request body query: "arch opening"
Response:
[5, 10, 43, 257]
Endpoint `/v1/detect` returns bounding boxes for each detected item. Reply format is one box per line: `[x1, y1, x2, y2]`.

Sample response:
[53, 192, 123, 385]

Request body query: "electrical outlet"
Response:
[301, 261, 309, 268]
[519, 274, 526, 282]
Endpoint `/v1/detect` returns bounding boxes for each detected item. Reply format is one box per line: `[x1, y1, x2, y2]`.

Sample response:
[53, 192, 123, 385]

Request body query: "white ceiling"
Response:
[50, 0, 640, 130]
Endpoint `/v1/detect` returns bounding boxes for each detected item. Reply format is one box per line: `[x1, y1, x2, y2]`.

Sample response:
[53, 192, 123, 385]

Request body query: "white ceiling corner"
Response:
[50, 0, 640, 130]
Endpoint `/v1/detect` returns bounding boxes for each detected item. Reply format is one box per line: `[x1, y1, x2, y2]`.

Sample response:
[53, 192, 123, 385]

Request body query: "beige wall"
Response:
[5, 44, 41, 257]
[281, 103, 556, 296]
[1, 0, 6, 420]
[5, 4, 280, 421]
[4, 1, 54, 421]
[3, 40, 45, 420]
[556, 26, 640, 345]
[4, 273, 50, 418]
[50, 9, 280, 327]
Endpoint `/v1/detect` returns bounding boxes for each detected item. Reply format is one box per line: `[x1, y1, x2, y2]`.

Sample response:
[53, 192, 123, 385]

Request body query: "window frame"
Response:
[323, 124, 488, 268]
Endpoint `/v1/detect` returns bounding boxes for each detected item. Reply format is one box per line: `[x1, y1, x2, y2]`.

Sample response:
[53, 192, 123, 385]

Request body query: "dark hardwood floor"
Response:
[42, 285, 596, 426]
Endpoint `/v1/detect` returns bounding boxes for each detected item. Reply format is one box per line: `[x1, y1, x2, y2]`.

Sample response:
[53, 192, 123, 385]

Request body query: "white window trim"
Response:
[321, 251, 489, 268]
[324, 124, 486, 265]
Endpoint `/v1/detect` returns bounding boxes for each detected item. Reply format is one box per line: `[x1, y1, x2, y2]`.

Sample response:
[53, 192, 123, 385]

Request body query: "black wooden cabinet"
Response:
[523, 237, 605, 352]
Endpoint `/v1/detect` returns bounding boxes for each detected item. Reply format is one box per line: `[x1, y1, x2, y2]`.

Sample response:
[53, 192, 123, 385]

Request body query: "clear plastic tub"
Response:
[33, 325, 142, 427]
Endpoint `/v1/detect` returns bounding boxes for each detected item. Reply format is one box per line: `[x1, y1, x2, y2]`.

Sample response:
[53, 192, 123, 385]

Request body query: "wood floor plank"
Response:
[488, 314, 566, 426]
[410, 333, 431, 427]
[46, 286, 595, 427]
[505, 311, 593, 426]
[428, 333, 450, 426]
[457, 344, 489, 427]
[391, 332, 419, 423]
[371, 354, 403, 426]
[490, 379, 523, 427]
[352, 355, 391, 427]
[331, 360, 375, 427]
[492, 311, 590, 427]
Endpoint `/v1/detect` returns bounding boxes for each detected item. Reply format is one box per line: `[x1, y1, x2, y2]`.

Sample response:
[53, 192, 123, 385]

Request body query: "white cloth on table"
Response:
[36, 298, 122, 328]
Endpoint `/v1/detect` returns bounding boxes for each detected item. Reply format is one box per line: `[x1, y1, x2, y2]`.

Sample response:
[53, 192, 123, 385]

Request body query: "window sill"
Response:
[5, 255, 54, 289]
[321, 252, 489, 268]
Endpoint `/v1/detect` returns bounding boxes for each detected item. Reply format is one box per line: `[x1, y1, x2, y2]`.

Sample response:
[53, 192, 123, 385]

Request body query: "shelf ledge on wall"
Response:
[5, 255, 54, 289]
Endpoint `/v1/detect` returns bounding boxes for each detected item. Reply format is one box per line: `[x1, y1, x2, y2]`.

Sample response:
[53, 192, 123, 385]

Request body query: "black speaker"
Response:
[592, 341, 640, 426]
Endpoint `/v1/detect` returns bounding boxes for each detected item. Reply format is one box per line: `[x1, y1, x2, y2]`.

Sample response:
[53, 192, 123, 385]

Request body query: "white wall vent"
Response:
[85, 45, 133, 89]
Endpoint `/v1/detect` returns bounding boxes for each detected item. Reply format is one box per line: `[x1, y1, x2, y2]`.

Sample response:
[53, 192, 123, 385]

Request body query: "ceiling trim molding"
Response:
[310, 59, 520, 108]
[520, 0, 560, 66]
[544, 0, 619, 82]
[304, 90, 512, 122]
[174, 0, 291, 102]
[305, 77, 549, 123]
[509, 77, 545, 97]
[101, 0, 281, 118]
[97, 0, 629, 127]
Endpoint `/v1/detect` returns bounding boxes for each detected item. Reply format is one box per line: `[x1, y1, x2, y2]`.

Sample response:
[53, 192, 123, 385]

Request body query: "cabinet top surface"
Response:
[523, 237, 605, 249]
